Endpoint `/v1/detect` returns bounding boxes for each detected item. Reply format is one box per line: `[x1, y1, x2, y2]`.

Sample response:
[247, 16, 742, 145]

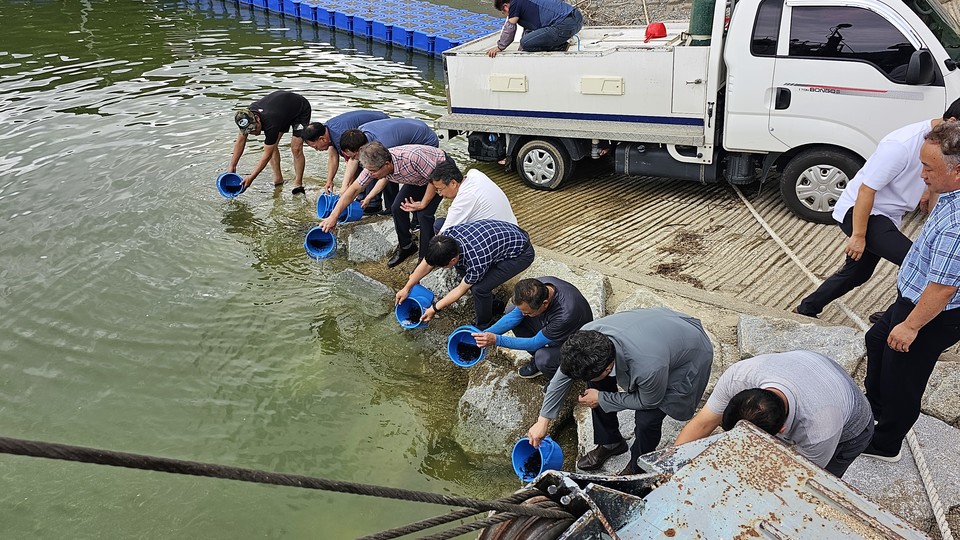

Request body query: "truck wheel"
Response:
[780, 149, 862, 224]
[516, 139, 573, 190]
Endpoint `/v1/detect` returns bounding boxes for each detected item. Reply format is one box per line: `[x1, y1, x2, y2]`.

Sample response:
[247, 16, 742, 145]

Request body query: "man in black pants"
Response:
[396, 220, 535, 329]
[230, 90, 311, 194]
[862, 121, 960, 463]
[796, 99, 960, 321]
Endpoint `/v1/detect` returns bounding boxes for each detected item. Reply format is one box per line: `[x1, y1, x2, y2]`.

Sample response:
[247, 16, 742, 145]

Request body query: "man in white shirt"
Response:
[419, 162, 517, 233]
[795, 99, 960, 320]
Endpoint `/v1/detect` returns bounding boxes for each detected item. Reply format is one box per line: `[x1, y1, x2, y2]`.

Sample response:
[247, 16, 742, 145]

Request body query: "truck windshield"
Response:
[905, 0, 960, 61]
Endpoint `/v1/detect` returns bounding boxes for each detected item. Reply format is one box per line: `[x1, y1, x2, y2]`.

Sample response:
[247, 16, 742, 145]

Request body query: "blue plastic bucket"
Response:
[303, 227, 337, 260]
[512, 437, 564, 482]
[447, 325, 486, 367]
[396, 284, 435, 329]
[337, 200, 364, 224]
[316, 193, 340, 219]
[216, 172, 244, 198]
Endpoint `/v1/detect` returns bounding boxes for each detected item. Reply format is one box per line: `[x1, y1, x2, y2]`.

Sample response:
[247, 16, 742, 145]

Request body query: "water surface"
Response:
[0, 1, 517, 537]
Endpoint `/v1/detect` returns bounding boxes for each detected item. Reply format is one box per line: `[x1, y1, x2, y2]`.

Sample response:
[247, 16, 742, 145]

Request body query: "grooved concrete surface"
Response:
[480, 160, 926, 327]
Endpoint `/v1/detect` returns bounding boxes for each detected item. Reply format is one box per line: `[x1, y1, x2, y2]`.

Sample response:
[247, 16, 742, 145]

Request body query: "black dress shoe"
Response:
[387, 243, 418, 268]
[617, 459, 642, 476]
[376, 208, 392, 216]
[363, 205, 382, 215]
[868, 311, 884, 324]
[576, 440, 628, 470]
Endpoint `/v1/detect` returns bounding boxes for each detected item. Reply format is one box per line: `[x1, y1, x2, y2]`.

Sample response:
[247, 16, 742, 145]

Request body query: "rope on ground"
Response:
[357, 490, 541, 540]
[732, 185, 955, 540]
[418, 512, 519, 540]
[0, 436, 573, 521]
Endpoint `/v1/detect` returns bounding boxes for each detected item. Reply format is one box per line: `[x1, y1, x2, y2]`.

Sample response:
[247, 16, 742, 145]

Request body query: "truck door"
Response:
[769, 1, 947, 156]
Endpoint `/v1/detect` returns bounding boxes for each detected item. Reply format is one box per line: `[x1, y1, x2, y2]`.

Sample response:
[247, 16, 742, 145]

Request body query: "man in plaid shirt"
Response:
[321, 142, 452, 267]
[861, 121, 960, 463]
[397, 219, 535, 329]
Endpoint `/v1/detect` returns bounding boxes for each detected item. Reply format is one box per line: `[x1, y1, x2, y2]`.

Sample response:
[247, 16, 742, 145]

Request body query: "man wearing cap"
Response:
[339, 118, 439, 215]
[230, 90, 312, 194]
[473, 276, 593, 384]
[301, 109, 389, 196]
[320, 142, 450, 267]
[397, 219, 535, 329]
[526, 308, 713, 476]
[795, 98, 960, 321]
[486, 0, 583, 57]
[674, 350, 873, 478]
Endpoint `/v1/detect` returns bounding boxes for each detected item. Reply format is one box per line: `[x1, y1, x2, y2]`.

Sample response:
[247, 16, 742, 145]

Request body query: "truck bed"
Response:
[438, 24, 713, 145]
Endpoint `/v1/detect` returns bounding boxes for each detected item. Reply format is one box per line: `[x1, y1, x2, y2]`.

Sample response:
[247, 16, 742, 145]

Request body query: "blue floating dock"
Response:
[235, 0, 500, 56]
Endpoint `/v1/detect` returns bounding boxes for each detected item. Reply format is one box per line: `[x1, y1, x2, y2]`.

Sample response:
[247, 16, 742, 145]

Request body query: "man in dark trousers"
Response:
[473, 277, 593, 383]
[526, 308, 713, 476]
[338, 118, 439, 214]
[396, 219, 535, 329]
[862, 121, 960, 463]
[320, 142, 449, 267]
[230, 90, 311, 194]
[795, 99, 960, 321]
[486, 0, 583, 56]
[301, 109, 388, 195]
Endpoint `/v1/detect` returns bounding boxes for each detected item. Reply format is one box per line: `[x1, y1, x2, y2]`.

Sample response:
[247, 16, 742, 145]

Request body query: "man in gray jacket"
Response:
[525, 308, 713, 475]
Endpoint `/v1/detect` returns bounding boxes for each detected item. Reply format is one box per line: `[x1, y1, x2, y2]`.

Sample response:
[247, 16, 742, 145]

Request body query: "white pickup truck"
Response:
[436, 0, 960, 222]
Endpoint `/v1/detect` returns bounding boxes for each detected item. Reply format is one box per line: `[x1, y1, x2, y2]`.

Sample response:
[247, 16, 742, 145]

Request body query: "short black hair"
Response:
[425, 235, 460, 267]
[945, 97, 960, 120]
[428, 161, 464, 185]
[340, 129, 369, 153]
[559, 330, 615, 381]
[513, 278, 549, 310]
[301, 122, 326, 142]
[494, 0, 509, 10]
[721, 388, 787, 435]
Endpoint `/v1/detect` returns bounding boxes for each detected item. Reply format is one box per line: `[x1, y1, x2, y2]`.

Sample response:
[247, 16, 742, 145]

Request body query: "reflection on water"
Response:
[0, 0, 515, 537]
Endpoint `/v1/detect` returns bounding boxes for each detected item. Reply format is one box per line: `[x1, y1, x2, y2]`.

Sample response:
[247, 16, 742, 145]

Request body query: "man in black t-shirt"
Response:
[473, 276, 593, 383]
[229, 90, 312, 194]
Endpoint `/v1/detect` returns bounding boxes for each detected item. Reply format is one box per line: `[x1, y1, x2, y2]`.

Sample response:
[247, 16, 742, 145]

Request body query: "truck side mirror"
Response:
[905, 49, 939, 86]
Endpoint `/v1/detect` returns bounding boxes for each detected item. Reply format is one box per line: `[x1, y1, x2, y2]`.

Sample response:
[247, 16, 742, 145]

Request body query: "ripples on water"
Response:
[0, 0, 513, 537]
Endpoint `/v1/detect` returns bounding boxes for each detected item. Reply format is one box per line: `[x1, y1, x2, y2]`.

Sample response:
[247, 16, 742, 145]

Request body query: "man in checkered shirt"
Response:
[396, 219, 535, 329]
[861, 121, 960, 463]
[321, 141, 452, 268]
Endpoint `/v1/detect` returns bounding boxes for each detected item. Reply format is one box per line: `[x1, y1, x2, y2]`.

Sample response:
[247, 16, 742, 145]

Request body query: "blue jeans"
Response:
[519, 9, 583, 52]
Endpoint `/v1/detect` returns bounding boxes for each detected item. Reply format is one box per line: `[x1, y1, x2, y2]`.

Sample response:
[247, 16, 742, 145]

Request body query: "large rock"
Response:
[346, 218, 395, 262]
[329, 269, 393, 317]
[519, 257, 607, 319]
[615, 288, 674, 312]
[922, 361, 960, 425]
[738, 315, 865, 374]
[420, 267, 468, 309]
[452, 358, 568, 456]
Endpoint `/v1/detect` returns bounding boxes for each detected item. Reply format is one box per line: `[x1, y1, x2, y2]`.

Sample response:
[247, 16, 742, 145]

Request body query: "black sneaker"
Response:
[860, 442, 901, 463]
[518, 361, 541, 378]
[363, 205, 382, 216]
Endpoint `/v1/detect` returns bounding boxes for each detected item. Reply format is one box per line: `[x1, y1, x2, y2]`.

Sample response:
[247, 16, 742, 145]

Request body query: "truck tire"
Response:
[516, 139, 573, 190]
[780, 149, 862, 224]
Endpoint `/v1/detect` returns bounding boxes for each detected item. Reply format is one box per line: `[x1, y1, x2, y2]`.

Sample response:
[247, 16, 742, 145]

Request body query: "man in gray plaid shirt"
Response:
[396, 219, 535, 329]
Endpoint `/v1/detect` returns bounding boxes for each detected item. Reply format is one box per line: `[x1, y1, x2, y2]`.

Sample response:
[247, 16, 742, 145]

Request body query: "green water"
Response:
[0, 0, 518, 537]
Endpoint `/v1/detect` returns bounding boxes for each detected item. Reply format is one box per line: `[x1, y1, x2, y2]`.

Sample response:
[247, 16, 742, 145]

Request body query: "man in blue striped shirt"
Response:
[396, 220, 535, 329]
[862, 121, 960, 463]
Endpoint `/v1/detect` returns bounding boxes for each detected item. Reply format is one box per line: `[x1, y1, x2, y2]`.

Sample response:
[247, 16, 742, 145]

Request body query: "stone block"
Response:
[329, 269, 393, 317]
[615, 288, 674, 312]
[346, 219, 395, 262]
[738, 314, 865, 374]
[421, 267, 468, 309]
[573, 406, 686, 475]
[922, 362, 960, 426]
